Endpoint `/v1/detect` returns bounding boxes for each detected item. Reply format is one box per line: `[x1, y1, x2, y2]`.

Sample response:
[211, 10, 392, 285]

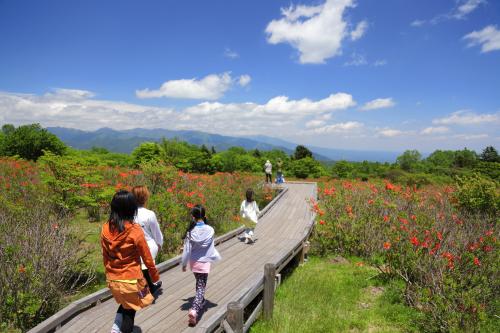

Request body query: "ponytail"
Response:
[183, 204, 207, 239]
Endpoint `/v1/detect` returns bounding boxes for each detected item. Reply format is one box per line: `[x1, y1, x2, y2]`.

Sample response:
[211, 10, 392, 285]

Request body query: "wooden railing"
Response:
[27, 186, 290, 333]
[196, 182, 317, 333]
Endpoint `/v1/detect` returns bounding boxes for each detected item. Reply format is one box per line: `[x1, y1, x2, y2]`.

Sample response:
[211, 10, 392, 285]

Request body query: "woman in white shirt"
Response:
[240, 188, 260, 244]
[132, 186, 164, 293]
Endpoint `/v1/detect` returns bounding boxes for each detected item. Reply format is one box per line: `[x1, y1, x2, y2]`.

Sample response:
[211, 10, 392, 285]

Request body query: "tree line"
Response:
[1, 123, 498, 183]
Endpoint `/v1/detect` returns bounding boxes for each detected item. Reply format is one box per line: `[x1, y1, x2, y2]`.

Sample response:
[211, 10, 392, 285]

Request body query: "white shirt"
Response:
[264, 162, 272, 174]
[240, 200, 260, 223]
[135, 207, 164, 247]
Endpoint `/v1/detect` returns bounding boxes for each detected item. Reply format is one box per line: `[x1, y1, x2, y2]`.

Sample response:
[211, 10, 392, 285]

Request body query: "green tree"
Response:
[332, 160, 354, 178]
[293, 145, 313, 160]
[131, 142, 161, 166]
[454, 148, 477, 168]
[1, 124, 15, 135]
[290, 157, 324, 179]
[396, 150, 422, 172]
[480, 146, 500, 163]
[2, 123, 66, 160]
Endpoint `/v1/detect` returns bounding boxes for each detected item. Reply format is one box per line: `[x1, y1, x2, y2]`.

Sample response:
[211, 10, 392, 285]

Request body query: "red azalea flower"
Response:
[383, 241, 391, 250]
[473, 257, 481, 266]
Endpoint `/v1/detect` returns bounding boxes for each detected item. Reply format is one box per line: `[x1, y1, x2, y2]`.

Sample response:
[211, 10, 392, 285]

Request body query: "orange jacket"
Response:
[101, 221, 160, 282]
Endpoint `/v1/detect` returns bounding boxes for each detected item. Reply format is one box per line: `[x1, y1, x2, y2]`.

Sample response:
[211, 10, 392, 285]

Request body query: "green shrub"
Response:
[454, 173, 499, 214]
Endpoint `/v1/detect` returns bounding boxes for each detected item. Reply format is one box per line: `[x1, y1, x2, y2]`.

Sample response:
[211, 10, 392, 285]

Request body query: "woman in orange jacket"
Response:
[101, 190, 161, 333]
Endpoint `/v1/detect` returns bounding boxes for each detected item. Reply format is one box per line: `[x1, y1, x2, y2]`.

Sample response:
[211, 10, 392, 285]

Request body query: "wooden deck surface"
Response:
[59, 183, 316, 333]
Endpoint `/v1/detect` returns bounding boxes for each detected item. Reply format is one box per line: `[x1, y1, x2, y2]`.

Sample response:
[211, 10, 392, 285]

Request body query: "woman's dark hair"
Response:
[246, 188, 255, 202]
[183, 204, 207, 239]
[109, 190, 138, 233]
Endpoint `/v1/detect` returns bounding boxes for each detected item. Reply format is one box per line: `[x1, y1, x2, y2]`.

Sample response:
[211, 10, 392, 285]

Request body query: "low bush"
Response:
[312, 180, 498, 331]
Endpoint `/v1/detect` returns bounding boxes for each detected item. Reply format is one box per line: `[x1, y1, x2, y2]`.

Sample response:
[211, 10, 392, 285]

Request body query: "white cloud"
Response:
[378, 128, 404, 137]
[311, 121, 363, 134]
[454, 0, 486, 19]
[453, 133, 489, 140]
[421, 126, 450, 135]
[238, 75, 251, 87]
[373, 59, 387, 66]
[359, 98, 395, 111]
[305, 119, 327, 128]
[463, 25, 500, 53]
[410, 20, 426, 27]
[224, 48, 239, 59]
[136, 72, 241, 100]
[350, 20, 368, 41]
[0, 90, 175, 130]
[0, 89, 356, 137]
[412, 0, 485, 27]
[433, 110, 499, 125]
[344, 53, 367, 66]
[265, 0, 365, 64]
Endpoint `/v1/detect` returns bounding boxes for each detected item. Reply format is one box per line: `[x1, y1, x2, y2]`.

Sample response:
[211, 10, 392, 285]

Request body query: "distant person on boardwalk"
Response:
[240, 188, 260, 244]
[132, 185, 164, 295]
[276, 158, 284, 184]
[181, 205, 221, 326]
[101, 190, 160, 333]
[264, 160, 272, 183]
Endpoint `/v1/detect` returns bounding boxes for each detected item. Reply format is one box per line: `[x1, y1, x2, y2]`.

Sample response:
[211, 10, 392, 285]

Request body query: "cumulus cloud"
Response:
[265, 0, 365, 64]
[310, 121, 363, 134]
[0, 90, 175, 130]
[0, 89, 356, 137]
[421, 126, 450, 135]
[359, 98, 395, 111]
[238, 75, 251, 87]
[305, 119, 327, 128]
[350, 20, 368, 41]
[432, 110, 499, 125]
[136, 72, 249, 100]
[377, 128, 405, 137]
[463, 25, 500, 53]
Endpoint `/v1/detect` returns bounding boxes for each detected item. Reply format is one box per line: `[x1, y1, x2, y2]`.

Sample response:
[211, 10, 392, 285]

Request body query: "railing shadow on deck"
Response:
[28, 186, 291, 333]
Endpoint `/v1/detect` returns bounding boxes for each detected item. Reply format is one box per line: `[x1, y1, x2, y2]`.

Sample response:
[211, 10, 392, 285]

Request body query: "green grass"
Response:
[250, 256, 420, 333]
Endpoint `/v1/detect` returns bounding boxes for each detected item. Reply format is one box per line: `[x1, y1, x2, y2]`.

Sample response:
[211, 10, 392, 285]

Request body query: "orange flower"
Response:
[383, 215, 390, 222]
[368, 199, 374, 205]
[383, 241, 391, 250]
[18, 265, 26, 273]
[319, 220, 325, 225]
[473, 257, 481, 266]
[410, 236, 419, 246]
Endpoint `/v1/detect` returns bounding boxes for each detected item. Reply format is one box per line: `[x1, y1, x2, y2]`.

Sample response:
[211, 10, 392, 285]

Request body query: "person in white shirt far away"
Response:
[264, 160, 272, 183]
[240, 188, 260, 244]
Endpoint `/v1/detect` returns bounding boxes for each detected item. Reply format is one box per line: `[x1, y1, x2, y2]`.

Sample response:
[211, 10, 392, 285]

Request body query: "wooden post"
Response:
[299, 241, 311, 265]
[227, 302, 244, 333]
[263, 263, 276, 320]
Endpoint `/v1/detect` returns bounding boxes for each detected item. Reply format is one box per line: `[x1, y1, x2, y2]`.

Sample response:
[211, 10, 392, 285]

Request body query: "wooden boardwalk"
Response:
[41, 183, 316, 333]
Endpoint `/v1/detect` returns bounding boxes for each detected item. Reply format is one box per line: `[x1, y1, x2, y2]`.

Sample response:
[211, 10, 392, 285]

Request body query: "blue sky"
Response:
[0, 0, 499, 152]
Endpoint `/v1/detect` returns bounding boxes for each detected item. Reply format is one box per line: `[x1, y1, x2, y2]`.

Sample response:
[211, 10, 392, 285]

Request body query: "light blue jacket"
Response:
[181, 222, 221, 267]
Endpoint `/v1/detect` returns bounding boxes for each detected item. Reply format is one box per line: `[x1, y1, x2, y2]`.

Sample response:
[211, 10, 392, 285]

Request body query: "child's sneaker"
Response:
[188, 309, 197, 326]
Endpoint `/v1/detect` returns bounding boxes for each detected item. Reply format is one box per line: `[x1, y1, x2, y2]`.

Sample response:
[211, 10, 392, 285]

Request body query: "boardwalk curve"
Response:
[29, 182, 317, 333]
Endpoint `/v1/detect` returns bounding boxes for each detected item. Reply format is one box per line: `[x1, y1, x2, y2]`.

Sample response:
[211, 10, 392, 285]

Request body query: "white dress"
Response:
[135, 207, 164, 269]
[240, 200, 260, 237]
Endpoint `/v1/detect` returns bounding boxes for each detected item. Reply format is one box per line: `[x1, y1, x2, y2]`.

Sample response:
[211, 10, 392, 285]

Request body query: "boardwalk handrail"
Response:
[28, 186, 289, 333]
[198, 182, 317, 333]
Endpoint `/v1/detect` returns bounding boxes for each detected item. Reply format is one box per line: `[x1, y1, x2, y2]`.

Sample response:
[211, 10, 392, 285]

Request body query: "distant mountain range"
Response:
[47, 127, 401, 162]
